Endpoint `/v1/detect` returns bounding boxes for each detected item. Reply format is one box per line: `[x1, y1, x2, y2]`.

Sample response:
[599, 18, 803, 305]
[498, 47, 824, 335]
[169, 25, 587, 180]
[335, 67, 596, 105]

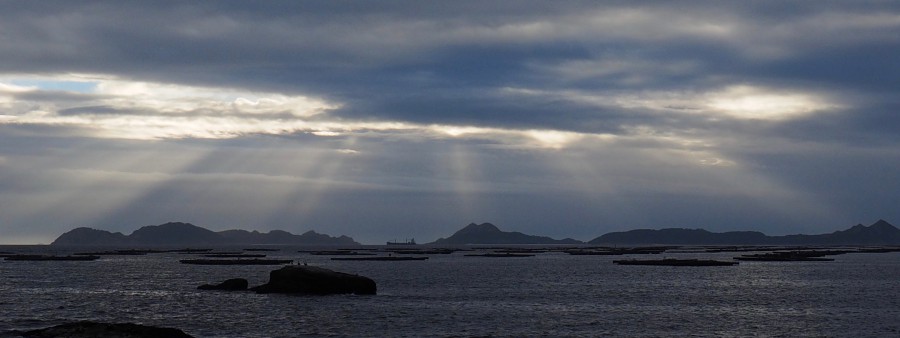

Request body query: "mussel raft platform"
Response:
[4, 255, 101, 261]
[613, 258, 739, 266]
[330, 256, 428, 261]
[179, 259, 293, 265]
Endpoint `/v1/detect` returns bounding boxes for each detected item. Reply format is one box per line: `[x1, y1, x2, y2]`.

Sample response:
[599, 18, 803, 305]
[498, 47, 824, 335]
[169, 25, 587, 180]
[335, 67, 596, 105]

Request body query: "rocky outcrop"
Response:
[197, 278, 249, 291]
[21, 321, 193, 338]
[251, 265, 376, 295]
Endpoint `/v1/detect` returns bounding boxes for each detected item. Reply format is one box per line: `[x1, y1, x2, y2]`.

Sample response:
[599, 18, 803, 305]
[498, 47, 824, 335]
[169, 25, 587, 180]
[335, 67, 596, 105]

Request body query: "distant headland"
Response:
[429, 222, 582, 245]
[48, 220, 900, 246]
[51, 222, 358, 246]
[589, 219, 900, 246]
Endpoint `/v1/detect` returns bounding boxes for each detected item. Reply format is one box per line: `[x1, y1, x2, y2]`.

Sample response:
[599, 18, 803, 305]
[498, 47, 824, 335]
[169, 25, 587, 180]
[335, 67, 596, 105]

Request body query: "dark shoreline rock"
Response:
[251, 265, 376, 295]
[198, 278, 248, 291]
[21, 321, 193, 338]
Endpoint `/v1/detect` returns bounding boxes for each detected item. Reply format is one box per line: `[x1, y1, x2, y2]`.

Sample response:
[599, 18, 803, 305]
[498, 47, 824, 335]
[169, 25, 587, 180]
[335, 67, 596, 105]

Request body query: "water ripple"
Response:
[1, 249, 898, 337]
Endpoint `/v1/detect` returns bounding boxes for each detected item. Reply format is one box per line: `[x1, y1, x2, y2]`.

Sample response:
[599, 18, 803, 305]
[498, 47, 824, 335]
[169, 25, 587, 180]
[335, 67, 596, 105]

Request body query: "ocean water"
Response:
[1, 246, 899, 337]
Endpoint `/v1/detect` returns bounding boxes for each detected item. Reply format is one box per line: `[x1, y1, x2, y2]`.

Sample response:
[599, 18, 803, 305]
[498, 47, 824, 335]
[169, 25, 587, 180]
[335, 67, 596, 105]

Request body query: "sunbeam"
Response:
[440, 143, 487, 219]
[0, 138, 215, 237]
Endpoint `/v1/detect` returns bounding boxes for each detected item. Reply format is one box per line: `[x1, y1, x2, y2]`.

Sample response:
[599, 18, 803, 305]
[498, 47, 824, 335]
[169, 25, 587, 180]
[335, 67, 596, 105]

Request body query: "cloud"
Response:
[0, 3, 895, 136]
[1, 1, 900, 243]
[0, 74, 629, 150]
[0, 74, 341, 139]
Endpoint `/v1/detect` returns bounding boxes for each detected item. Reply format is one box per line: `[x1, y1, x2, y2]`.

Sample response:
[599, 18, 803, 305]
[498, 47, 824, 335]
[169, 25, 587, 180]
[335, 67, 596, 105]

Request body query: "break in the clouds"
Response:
[1, 1, 899, 244]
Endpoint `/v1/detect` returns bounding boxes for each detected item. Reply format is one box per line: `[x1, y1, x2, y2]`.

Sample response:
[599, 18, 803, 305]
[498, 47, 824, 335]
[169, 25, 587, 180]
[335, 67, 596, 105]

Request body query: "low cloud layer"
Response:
[1, 1, 899, 243]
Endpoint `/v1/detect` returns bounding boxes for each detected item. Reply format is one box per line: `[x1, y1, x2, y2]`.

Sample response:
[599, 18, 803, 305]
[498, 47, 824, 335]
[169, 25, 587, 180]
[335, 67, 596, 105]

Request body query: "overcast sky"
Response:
[1, 1, 899, 244]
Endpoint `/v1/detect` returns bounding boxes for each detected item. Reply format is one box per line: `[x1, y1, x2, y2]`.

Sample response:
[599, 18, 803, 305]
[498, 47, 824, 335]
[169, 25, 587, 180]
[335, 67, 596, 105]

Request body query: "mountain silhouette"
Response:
[429, 222, 582, 245]
[128, 222, 222, 246]
[47, 227, 132, 246]
[49, 219, 900, 246]
[590, 220, 900, 245]
[217, 229, 357, 245]
[51, 222, 359, 246]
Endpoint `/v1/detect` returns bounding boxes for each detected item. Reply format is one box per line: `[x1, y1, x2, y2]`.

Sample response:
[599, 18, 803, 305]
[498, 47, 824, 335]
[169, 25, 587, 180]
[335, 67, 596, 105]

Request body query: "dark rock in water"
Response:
[21, 321, 193, 338]
[198, 278, 249, 291]
[251, 265, 376, 295]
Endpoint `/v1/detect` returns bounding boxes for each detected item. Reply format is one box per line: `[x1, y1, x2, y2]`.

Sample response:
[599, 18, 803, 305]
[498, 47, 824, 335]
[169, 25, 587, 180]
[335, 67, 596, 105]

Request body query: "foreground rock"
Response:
[21, 321, 193, 338]
[198, 278, 248, 291]
[251, 265, 376, 295]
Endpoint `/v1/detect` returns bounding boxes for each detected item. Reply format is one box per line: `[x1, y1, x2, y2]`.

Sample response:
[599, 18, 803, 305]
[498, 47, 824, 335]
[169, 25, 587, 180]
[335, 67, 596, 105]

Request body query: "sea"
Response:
[1, 245, 899, 337]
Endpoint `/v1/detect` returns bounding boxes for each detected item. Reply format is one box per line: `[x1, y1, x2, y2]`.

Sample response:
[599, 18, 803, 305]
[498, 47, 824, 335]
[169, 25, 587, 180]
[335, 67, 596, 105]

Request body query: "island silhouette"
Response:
[51, 222, 358, 246]
[589, 219, 900, 245]
[48, 220, 900, 246]
[429, 222, 582, 245]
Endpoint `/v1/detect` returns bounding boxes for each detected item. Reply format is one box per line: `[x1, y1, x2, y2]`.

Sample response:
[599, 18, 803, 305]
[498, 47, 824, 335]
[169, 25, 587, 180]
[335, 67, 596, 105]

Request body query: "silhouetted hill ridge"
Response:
[50, 227, 131, 246]
[430, 222, 583, 245]
[49, 219, 899, 246]
[51, 222, 359, 246]
[592, 228, 769, 245]
[218, 228, 357, 245]
[590, 220, 900, 245]
[129, 222, 221, 245]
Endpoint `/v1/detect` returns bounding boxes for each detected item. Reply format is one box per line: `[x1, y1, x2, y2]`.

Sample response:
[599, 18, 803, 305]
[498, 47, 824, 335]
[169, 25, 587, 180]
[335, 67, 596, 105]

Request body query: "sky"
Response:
[1, 1, 899, 244]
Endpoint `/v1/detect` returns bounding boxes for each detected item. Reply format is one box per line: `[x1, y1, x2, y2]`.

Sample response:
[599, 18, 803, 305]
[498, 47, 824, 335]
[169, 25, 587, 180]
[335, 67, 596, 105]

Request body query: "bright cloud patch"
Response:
[0, 74, 342, 139]
[0, 74, 613, 150]
[430, 124, 593, 149]
[705, 85, 834, 120]
[0, 74, 836, 156]
[503, 83, 836, 122]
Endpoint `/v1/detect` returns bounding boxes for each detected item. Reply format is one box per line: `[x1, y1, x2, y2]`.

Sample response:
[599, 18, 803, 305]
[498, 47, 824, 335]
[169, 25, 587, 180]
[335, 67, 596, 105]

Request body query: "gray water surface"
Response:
[2, 247, 899, 337]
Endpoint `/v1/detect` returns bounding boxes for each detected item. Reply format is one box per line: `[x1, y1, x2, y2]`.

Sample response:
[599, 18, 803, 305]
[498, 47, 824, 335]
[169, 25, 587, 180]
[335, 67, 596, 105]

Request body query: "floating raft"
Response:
[464, 253, 536, 258]
[566, 247, 669, 255]
[330, 256, 428, 261]
[202, 254, 267, 258]
[179, 259, 293, 265]
[4, 255, 100, 261]
[387, 249, 457, 255]
[734, 251, 837, 262]
[733, 256, 834, 262]
[613, 258, 738, 266]
[307, 251, 377, 256]
[74, 249, 160, 256]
